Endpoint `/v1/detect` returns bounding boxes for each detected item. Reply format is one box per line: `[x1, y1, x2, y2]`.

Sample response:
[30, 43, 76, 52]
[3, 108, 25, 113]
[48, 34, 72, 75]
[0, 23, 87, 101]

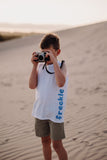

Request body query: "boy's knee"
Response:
[53, 140, 62, 151]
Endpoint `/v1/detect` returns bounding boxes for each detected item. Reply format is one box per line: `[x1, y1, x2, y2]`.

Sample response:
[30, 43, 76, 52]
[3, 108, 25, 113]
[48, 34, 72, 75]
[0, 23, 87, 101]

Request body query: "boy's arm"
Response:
[29, 52, 38, 89]
[53, 60, 67, 87]
[29, 65, 38, 89]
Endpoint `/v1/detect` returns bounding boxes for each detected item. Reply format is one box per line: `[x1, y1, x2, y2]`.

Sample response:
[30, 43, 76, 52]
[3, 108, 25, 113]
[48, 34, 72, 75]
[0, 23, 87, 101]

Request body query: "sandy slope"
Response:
[0, 21, 107, 160]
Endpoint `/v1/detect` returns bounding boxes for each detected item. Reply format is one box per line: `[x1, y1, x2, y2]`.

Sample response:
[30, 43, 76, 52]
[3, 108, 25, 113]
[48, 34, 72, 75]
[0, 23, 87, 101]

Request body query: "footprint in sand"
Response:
[1, 81, 12, 87]
[72, 138, 78, 141]
[0, 139, 9, 145]
[103, 130, 107, 134]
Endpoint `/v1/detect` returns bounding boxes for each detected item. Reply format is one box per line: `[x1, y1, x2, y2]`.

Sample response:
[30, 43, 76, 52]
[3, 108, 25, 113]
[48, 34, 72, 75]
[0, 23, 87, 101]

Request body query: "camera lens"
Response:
[39, 55, 43, 60]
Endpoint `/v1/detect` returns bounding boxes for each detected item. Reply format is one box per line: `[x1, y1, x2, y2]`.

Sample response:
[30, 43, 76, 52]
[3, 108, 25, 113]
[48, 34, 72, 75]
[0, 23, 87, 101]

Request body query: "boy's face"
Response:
[41, 45, 60, 64]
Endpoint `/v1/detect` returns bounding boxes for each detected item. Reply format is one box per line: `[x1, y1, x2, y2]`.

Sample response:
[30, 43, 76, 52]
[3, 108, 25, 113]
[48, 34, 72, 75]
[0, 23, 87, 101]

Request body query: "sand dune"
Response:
[0, 21, 107, 160]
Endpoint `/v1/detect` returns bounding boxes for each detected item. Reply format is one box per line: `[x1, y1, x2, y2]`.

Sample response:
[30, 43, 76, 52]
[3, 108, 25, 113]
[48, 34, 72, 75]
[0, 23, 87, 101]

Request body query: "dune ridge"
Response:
[0, 21, 107, 160]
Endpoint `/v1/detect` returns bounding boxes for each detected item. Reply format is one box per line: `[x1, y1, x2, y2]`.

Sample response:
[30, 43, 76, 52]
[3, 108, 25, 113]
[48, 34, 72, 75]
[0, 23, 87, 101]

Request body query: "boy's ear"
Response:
[57, 49, 61, 56]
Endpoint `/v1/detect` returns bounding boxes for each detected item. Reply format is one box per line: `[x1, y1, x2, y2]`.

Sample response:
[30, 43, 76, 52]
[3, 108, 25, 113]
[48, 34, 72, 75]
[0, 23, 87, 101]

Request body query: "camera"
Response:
[34, 52, 50, 62]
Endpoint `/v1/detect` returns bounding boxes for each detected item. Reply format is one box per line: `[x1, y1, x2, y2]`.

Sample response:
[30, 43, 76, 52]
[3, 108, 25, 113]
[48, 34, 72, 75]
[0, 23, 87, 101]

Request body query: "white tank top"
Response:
[32, 61, 68, 123]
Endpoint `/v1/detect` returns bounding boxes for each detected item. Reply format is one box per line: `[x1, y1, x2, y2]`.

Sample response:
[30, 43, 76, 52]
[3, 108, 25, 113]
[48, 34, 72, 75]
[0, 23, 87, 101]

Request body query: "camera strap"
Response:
[42, 60, 65, 74]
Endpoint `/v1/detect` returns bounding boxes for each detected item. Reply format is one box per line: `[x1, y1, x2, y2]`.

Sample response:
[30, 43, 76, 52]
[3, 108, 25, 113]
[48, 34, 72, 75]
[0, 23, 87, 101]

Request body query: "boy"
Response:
[29, 33, 68, 160]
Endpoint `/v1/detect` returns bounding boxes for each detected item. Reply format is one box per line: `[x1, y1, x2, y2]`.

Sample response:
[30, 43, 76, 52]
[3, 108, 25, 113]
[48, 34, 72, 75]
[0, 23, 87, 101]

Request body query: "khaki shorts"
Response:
[35, 118, 65, 141]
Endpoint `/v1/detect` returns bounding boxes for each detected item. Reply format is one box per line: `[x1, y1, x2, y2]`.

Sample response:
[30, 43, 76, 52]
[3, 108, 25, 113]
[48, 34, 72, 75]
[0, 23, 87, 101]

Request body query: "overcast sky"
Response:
[0, 0, 107, 26]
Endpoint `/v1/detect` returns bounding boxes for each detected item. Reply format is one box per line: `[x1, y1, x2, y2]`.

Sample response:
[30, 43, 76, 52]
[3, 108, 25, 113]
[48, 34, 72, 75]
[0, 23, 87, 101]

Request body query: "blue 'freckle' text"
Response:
[56, 89, 64, 120]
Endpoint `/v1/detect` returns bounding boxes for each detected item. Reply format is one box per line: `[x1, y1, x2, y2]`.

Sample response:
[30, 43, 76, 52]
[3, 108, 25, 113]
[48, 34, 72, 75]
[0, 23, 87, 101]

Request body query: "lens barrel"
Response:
[39, 55, 43, 60]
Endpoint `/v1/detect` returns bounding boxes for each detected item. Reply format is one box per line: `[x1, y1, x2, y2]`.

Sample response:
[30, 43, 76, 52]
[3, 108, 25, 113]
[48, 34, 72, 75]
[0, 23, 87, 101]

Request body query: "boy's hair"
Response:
[40, 33, 60, 50]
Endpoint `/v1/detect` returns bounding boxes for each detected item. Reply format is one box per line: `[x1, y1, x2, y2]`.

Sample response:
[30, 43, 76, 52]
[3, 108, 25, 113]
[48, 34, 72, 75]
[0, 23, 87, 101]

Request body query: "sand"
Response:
[0, 21, 107, 160]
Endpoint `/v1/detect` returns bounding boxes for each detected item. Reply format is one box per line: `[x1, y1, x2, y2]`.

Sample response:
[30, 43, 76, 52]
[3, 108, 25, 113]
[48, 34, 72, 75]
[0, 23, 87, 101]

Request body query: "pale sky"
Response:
[0, 0, 107, 26]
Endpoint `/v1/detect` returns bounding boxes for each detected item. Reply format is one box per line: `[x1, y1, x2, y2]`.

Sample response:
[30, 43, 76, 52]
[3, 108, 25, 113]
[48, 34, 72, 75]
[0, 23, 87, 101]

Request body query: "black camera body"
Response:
[34, 52, 50, 62]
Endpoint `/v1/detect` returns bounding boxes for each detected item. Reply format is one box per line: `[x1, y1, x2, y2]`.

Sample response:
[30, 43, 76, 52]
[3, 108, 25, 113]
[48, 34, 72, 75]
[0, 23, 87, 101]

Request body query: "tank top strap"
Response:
[42, 60, 65, 74]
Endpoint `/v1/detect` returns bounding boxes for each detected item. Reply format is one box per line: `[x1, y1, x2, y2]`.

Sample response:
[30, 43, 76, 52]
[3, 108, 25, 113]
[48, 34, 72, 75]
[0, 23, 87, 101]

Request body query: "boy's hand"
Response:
[31, 52, 38, 67]
[45, 50, 56, 63]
